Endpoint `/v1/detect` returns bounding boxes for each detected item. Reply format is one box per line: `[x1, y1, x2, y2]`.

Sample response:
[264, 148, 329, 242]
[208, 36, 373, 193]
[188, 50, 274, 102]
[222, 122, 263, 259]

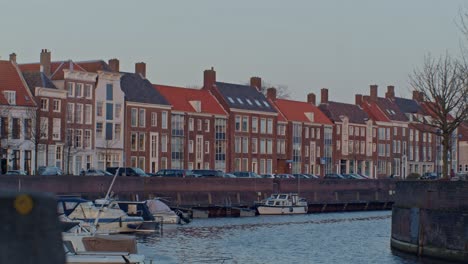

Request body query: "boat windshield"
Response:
[278, 194, 288, 199]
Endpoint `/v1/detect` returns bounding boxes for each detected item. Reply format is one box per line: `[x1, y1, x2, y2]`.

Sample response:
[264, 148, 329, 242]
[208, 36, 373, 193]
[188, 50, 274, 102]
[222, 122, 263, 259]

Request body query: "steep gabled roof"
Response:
[75, 60, 113, 73]
[22, 72, 57, 94]
[319, 101, 369, 124]
[215, 82, 276, 113]
[120, 73, 169, 105]
[273, 99, 332, 125]
[375, 97, 408, 122]
[361, 99, 390, 122]
[154, 85, 226, 115]
[0, 60, 36, 107]
[394, 97, 422, 114]
[19, 60, 87, 80]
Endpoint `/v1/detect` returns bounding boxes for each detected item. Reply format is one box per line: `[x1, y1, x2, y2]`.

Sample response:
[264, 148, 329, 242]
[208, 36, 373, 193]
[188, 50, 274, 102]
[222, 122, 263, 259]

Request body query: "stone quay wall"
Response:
[0, 176, 395, 206]
[391, 181, 468, 262]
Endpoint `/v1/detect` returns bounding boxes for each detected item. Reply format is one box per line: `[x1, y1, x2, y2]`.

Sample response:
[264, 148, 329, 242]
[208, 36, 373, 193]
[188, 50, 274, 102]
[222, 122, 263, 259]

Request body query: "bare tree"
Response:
[102, 139, 117, 169]
[409, 54, 468, 179]
[25, 107, 49, 175]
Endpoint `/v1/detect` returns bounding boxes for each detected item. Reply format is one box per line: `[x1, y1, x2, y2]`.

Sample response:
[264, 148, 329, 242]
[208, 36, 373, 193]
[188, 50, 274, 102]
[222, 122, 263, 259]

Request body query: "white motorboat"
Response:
[58, 197, 150, 234]
[146, 198, 191, 225]
[256, 193, 308, 215]
[65, 250, 145, 264]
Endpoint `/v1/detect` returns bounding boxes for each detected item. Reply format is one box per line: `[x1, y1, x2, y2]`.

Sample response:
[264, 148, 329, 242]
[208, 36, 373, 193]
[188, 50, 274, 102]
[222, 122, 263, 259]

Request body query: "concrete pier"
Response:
[391, 181, 468, 262]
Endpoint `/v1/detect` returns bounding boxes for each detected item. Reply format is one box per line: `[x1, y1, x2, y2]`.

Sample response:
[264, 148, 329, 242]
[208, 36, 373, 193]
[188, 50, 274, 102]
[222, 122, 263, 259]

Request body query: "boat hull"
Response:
[257, 205, 308, 215]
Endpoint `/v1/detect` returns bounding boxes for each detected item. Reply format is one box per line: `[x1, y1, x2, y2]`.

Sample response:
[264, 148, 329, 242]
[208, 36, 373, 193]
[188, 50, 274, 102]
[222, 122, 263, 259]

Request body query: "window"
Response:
[152, 112, 158, 127]
[205, 120, 210, 132]
[96, 101, 103, 117]
[316, 146, 321, 157]
[252, 138, 258, 154]
[205, 141, 209, 154]
[139, 109, 146, 127]
[235, 137, 241, 153]
[394, 127, 398, 136]
[105, 123, 112, 140]
[242, 137, 249, 153]
[67, 103, 74, 123]
[40, 117, 48, 139]
[260, 118, 266, 134]
[337, 140, 341, 150]
[361, 127, 365, 137]
[3, 91, 16, 105]
[242, 116, 249, 132]
[67, 82, 74, 97]
[131, 156, 137, 167]
[349, 126, 354, 136]
[189, 118, 194, 131]
[267, 119, 273, 134]
[96, 123, 103, 138]
[197, 119, 202, 131]
[75, 83, 83, 97]
[114, 124, 121, 140]
[138, 157, 145, 171]
[106, 103, 113, 121]
[24, 119, 31, 140]
[361, 141, 365, 154]
[84, 130, 91, 148]
[84, 84, 92, 99]
[41, 98, 49, 111]
[139, 133, 145, 151]
[11, 118, 20, 139]
[131, 108, 138, 127]
[316, 128, 320, 139]
[162, 111, 168, 129]
[75, 129, 82, 148]
[267, 139, 273, 154]
[305, 127, 309, 138]
[161, 134, 168, 152]
[52, 118, 61, 140]
[252, 117, 258, 133]
[386, 128, 391, 140]
[260, 139, 266, 154]
[75, 104, 83, 124]
[189, 140, 194, 153]
[131, 132, 138, 151]
[337, 125, 341, 135]
[106, 84, 113, 100]
[235, 116, 241, 132]
[85, 104, 92, 124]
[355, 126, 359, 136]
[53, 99, 61, 112]
[115, 104, 121, 119]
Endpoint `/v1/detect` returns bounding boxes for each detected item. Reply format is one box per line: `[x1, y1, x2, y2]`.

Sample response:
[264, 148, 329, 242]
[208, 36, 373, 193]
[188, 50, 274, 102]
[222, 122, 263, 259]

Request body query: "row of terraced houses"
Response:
[0, 50, 466, 177]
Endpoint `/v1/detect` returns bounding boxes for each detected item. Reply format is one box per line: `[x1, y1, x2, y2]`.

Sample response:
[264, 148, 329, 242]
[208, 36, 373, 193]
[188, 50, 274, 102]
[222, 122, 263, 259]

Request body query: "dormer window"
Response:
[246, 99, 253, 105]
[228, 97, 235, 103]
[189, 100, 202, 113]
[255, 100, 261, 106]
[262, 100, 270, 107]
[305, 112, 314, 122]
[3, 91, 16, 105]
[237, 98, 244, 104]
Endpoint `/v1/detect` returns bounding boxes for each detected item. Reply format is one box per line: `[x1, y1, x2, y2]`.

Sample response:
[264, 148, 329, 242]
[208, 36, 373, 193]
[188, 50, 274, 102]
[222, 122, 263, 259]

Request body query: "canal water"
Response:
[137, 211, 444, 264]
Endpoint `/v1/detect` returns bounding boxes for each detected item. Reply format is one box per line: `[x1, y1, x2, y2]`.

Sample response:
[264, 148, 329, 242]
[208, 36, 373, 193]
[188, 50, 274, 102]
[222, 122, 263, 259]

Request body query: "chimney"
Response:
[250, 76, 262, 91]
[135, 62, 146, 78]
[307, 93, 316, 105]
[320, 88, 328, 104]
[203, 67, 216, 90]
[40, 49, 51, 77]
[108, 58, 120, 72]
[412, 90, 423, 102]
[9, 53, 16, 63]
[385, 85, 395, 100]
[266, 87, 277, 100]
[370, 85, 378, 101]
[355, 94, 363, 106]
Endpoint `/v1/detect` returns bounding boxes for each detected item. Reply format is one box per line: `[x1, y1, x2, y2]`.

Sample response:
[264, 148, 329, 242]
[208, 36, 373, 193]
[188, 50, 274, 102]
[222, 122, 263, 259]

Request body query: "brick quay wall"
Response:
[391, 181, 468, 262]
[0, 176, 395, 207]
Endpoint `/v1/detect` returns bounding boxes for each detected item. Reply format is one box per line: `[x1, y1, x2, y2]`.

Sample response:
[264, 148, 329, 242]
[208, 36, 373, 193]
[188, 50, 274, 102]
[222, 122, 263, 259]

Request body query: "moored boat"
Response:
[256, 193, 308, 215]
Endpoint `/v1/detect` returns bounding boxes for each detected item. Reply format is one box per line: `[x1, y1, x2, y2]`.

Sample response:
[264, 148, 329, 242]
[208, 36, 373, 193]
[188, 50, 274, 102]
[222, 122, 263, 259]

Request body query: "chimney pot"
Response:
[355, 94, 363, 106]
[40, 49, 51, 77]
[385, 85, 395, 99]
[203, 67, 216, 90]
[320, 88, 329, 104]
[135, 62, 146, 78]
[307, 93, 316, 105]
[250, 76, 262, 91]
[108, 59, 120, 72]
[9, 53, 16, 63]
[370, 85, 378, 101]
[267, 87, 277, 100]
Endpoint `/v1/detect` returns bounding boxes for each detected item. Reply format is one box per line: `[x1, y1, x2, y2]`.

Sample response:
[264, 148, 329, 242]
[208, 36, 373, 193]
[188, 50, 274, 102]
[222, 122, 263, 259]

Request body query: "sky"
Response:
[1, 0, 466, 103]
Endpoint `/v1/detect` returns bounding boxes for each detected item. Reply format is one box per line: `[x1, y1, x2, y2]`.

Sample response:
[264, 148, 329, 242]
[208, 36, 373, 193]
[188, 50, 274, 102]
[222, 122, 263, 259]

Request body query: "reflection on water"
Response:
[136, 211, 445, 264]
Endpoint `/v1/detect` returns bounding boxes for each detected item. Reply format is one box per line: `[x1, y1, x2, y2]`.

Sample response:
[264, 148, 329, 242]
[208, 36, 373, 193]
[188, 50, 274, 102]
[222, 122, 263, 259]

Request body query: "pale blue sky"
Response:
[1, 0, 466, 103]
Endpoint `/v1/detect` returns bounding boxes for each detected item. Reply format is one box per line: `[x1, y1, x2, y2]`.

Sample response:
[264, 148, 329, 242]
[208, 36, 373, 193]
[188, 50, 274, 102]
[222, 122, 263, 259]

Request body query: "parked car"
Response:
[358, 173, 371, 179]
[342, 173, 365, 179]
[261, 173, 276, 178]
[324, 173, 345, 179]
[275, 173, 295, 179]
[192, 169, 224, 178]
[106, 167, 149, 177]
[38, 166, 63, 176]
[303, 173, 320, 179]
[419, 172, 439, 180]
[5, 170, 27, 175]
[231, 171, 261, 178]
[223, 173, 237, 178]
[82, 169, 113, 176]
[292, 174, 310, 179]
[152, 169, 195, 178]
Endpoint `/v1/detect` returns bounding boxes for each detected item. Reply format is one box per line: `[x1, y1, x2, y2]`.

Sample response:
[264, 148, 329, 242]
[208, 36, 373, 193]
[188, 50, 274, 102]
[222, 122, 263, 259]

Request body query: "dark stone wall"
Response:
[0, 176, 396, 206]
[391, 181, 468, 262]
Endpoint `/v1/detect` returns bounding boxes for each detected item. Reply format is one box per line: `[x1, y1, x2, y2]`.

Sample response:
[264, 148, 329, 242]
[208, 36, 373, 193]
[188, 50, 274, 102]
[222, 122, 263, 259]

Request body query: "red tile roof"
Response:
[0, 60, 36, 107]
[154, 85, 227, 115]
[19, 61, 87, 80]
[271, 99, 332, 125]
[361, 100, 390, 122]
